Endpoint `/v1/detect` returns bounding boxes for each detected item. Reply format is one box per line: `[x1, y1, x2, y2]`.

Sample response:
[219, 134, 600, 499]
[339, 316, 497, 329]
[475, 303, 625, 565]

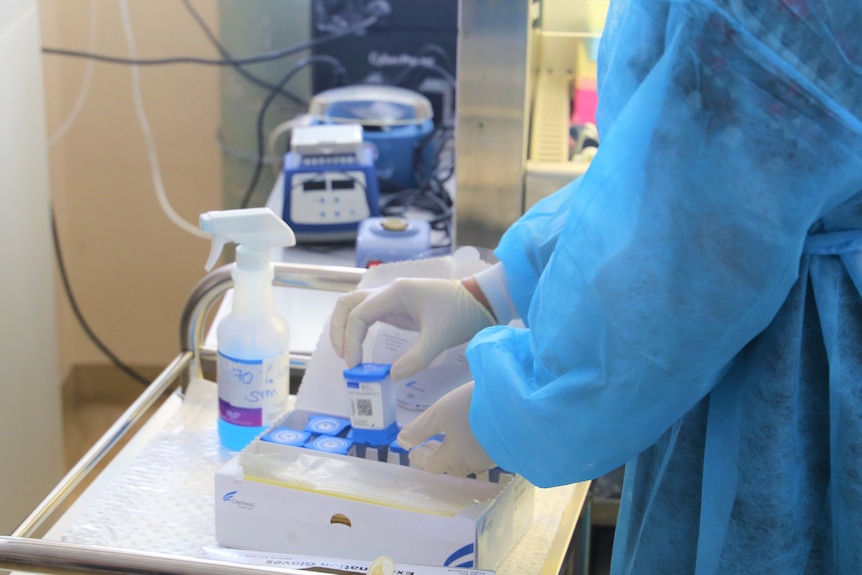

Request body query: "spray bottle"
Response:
[200, 207, 297, 451]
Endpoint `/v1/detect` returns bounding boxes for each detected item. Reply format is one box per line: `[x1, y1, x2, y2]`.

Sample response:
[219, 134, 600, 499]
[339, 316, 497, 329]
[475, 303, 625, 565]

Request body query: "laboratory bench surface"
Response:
[62, 364, 164, 468]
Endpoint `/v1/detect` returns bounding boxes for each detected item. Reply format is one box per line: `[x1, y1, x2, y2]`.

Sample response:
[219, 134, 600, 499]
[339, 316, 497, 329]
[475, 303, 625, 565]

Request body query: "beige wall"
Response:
[40, 0, 222, 372]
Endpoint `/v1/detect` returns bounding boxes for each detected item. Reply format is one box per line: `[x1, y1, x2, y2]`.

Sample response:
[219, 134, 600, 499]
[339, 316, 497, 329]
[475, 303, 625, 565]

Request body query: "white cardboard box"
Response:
[215, 409, 534, 570]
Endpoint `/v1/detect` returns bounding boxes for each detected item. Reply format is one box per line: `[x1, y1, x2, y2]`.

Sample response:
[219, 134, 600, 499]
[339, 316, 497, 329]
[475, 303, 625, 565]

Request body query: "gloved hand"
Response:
[397, 381, 496, 477]
[329, 278, 496, 380]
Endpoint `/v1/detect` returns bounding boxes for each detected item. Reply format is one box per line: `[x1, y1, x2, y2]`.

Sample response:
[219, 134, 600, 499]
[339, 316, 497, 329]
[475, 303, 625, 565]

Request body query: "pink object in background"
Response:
[572, 77, 598, 125]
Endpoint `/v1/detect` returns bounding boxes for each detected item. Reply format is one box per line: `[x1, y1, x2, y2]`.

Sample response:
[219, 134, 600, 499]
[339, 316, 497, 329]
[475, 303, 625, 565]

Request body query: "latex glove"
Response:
[330, 278, 495, 380]
[397, 381, 496, 477]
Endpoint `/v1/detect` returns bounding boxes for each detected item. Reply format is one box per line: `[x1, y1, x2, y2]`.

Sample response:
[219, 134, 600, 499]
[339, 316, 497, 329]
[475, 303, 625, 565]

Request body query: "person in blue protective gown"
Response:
[329, 0, 862, 571]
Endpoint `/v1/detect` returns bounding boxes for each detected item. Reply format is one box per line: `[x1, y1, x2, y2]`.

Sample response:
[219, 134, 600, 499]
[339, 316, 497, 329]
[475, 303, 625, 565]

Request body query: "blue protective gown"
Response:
[465, 0, 862, 572]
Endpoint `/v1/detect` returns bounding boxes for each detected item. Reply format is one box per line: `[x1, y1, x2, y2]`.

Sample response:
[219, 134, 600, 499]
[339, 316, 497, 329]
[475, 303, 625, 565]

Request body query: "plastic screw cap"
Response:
[368, 556, 396, 575]
[381, 217, 409, 232]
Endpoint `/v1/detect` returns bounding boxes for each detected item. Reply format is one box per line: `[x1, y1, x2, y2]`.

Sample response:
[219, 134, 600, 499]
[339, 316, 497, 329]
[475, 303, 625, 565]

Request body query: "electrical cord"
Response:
[46, 2, 154, 384]
[416, 125, 452, 183]
[182, 0, 311, 175]
[378, 123, 456, 249]
[380, 188, 453, 250]
[48, 0, 97, 147]
[381, 187, 452, 224]
[430, 125, 456, 183]
[118, 0, 209, 239]
[240, 55, 348, 209]
[422, 63, 457, 90]
[391, 44, 457, 90]
[45, 5, 373, 216]
[50, 209, 151, 387]
[41, 15, 379, 68]
[180, 0, 307, 108]
[417, 44, 456, 73]
[387, 52, 457, 224]
[40, 4, 372, 383]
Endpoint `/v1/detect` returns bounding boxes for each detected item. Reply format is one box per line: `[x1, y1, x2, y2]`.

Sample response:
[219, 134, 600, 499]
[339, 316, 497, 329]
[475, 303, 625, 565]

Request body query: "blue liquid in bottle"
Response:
[218, 419, 267, 452]
[215, 345, 290, 452]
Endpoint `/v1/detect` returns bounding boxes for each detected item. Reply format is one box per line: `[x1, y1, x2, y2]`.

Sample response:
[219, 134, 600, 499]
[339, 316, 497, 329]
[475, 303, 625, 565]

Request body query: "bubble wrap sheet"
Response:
[45, 379, 230, 556]
[44, 379, 587, 573]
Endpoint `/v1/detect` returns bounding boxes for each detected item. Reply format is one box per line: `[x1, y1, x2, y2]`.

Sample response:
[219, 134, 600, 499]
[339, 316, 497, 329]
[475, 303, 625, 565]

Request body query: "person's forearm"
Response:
[464, 263, 519, 325]
[462, 276, 495, 320]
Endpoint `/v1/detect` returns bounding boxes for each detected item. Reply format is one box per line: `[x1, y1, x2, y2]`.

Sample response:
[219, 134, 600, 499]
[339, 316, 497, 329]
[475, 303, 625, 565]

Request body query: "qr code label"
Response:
[347, 383, 385, 429]
[354, 398, 374, 417]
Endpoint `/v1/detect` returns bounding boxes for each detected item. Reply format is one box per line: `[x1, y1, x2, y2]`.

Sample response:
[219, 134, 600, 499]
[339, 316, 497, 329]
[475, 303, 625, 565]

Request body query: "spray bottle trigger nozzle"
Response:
[199, 207, 295, 272]
[205, 236, 227, 271]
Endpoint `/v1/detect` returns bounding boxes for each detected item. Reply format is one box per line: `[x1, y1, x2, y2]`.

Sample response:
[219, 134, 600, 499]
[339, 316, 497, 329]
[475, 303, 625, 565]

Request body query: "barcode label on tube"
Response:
[347, 383, 384, 428]
[354, 398, 374, 417]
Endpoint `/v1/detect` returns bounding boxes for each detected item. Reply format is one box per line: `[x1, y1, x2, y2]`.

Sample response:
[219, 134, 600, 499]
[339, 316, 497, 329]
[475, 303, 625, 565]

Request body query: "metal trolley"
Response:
[0, 263, 590, 575]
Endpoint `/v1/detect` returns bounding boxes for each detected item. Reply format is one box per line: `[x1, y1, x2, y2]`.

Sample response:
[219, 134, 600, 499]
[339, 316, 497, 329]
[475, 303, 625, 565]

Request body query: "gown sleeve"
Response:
[469, 0, 862, 487]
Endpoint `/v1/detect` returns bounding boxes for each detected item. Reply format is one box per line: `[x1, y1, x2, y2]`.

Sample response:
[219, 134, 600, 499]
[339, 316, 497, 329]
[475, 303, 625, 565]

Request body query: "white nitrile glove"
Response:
[397, 381, 496, 477]
[329, 278, 496, 380]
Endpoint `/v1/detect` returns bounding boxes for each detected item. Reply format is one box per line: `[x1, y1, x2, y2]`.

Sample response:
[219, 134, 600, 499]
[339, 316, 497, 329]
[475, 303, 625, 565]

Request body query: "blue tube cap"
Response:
[305, 435, 355, 456]
[343, 363, 392, 382]
[305, 414, 351, 437]
[261, 427, 311, 447]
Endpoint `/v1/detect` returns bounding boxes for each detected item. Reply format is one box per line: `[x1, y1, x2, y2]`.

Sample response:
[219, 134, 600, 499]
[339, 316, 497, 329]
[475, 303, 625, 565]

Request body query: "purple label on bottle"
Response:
[219, 398, 262, 427]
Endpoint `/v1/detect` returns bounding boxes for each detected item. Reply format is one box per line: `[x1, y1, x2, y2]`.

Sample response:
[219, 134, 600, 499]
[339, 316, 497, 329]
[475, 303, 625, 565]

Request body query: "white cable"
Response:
[48, 0, 97, 148]
[117, 0, 209, 239]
